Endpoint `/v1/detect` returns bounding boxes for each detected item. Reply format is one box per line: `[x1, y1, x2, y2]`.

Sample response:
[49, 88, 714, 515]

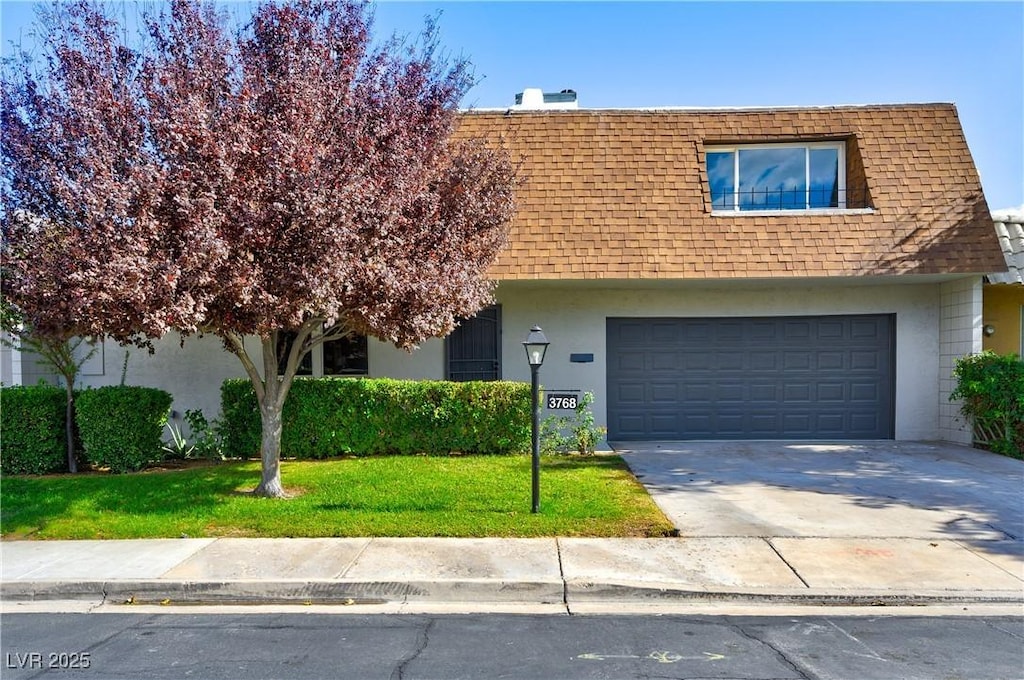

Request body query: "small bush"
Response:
[220, 378, 531, 459]
[76, 386, 173, 472]
[950, 352, 1024, 458]
[0, 385, 68, 474]
[541, 392, 607, 455]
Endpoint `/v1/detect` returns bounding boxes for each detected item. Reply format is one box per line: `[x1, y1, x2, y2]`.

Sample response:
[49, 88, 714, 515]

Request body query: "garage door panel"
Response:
[784, 384, 812, 401]
[817, 352, 845, 370]
[852, 318, 884, 339]
[617, 351, 645, 371]
[650, 383, 678, 402]
[817, 383, 846, 401]
[783, 352, 813, 370]
[782, 414, 813, 434]
[784, 321, 812, 340]
[651, 322, 681, 343]
[749, 353, 778, 370]
[850, 413, 881, 434]
[616, 382, 646, 403]
[649, 414, 679, 436]
[717, 383, 745, 402]
[651, 351, 678, 371]
[607, 315, 894, 440]
[816, 413, 846, 432]
[850, 382, 879, 402]
[714, 322, 744, 342]
[615, 322, 647, 343]
[817, 321, 845, 340]
[851, 351, 880, 370]
[749, 384, 779, 402]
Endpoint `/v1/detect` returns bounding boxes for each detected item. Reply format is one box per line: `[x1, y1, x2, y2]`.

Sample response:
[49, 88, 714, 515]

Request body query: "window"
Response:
[323, 334, 368, 376]
[277, 330, 368, 377]
[707, 142, 845, 211]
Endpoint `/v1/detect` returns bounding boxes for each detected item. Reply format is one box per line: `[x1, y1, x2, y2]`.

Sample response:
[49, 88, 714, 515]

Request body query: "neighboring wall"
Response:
[497, 279, 945, 441]
[938, 278, 984, 444]
[982, 285, 1024, 355]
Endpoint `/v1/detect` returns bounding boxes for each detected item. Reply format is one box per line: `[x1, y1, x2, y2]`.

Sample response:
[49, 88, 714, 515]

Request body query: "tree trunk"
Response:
[224, 328, 313, 499]
[253, 402, 287, 497]
[63, 378, 78, 474]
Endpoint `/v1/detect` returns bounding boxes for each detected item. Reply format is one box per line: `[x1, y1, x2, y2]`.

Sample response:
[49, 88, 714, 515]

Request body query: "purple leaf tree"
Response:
[2, 0, 517, 496]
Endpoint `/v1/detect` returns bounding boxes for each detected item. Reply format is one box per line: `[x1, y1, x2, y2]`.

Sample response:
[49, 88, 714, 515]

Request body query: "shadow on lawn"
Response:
[0, 463, 257, 535]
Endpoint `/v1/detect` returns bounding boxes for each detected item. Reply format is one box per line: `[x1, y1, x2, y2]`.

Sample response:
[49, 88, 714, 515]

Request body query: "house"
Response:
[983, 210, 1024, 355]
[5, 91, 1008, 446]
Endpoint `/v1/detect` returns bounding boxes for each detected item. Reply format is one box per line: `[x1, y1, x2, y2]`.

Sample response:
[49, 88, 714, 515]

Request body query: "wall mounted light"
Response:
[983, 324, 996, 337]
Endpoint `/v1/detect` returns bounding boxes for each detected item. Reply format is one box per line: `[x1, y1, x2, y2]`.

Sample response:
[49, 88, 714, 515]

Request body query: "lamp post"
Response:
[522, 325, 549, 514]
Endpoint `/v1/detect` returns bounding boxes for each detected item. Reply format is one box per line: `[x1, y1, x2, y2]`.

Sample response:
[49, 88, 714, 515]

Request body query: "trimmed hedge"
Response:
[0, 385, 68, 475]
[221, 378, 532, 459]
[76, 386, 173, 473]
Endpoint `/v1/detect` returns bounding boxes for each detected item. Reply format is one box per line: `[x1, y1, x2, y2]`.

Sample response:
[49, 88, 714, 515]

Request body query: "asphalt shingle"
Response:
[456, 104, 1006, 280]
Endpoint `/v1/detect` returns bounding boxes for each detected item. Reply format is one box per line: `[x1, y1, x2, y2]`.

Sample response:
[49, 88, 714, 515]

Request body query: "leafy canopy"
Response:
[2, 0, 516, 350]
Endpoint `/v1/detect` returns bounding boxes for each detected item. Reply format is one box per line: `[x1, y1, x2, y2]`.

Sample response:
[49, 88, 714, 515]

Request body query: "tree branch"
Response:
[223, 331, 265, 403]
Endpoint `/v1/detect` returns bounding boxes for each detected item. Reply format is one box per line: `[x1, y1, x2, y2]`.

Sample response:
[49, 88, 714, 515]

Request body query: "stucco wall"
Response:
[74, 278, 965, 442]
[3, 343, 60, 387]
[77, 333, 447, 425]
[0, 334, 16, 386]
[496, 280, 945, 441]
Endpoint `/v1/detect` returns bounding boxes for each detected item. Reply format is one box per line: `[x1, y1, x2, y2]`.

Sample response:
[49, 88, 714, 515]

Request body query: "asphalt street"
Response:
[2, 612, 1022, 680]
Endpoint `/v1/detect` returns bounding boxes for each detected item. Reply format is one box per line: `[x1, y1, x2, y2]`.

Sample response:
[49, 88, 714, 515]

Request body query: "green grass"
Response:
[0, 455, 676, 539]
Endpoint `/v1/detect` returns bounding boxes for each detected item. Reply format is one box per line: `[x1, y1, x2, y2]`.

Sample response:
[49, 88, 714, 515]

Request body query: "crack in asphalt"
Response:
[984, 618, 1024, 641]
[729, 621, 813, 680]
[389, 617, 434, 680]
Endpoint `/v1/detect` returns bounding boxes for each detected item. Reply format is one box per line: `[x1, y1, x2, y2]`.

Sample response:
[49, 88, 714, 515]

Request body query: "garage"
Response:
[606, 315, 895, 440]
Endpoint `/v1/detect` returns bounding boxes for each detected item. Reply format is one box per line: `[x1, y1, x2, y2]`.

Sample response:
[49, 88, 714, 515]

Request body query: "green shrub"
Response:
[950, 352, 1024, 458]
[541, 392, 607, 455]
[0, 384, 68, 474]
[76, 386, 173, 472]
[220, 378, 531, 459]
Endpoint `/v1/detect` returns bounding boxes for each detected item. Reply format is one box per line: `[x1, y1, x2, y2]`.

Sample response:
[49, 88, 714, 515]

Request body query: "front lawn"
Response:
[0, 455, 676, 539]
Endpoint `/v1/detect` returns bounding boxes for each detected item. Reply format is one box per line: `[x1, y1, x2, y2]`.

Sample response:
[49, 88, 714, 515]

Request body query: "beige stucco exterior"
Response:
[60, 276, 984, 444]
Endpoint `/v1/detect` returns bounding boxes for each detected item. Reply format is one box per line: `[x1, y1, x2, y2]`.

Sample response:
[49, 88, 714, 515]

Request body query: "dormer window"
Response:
[707, 142, 846, 211]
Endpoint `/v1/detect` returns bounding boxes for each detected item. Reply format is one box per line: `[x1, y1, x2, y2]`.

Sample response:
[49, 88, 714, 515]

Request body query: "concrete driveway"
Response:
[615, 441, 1024, 546]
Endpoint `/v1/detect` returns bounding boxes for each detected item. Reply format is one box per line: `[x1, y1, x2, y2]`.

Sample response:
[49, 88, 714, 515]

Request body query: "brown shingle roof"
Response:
[457, 103, 1006, 280]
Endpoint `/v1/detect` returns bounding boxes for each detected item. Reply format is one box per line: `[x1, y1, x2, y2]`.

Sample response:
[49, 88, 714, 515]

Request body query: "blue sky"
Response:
[3, 1, 1022, 209]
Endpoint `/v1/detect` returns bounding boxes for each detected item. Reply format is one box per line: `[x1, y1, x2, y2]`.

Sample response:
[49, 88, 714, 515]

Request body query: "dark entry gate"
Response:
[446, 305, 501, 381]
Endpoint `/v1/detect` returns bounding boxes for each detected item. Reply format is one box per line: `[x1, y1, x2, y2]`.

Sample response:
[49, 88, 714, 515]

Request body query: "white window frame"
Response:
[707, 141, 847, 212]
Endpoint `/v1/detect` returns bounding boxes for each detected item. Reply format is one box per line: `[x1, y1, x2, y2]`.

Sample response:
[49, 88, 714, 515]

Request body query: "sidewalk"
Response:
[3, 535, 1022, 608]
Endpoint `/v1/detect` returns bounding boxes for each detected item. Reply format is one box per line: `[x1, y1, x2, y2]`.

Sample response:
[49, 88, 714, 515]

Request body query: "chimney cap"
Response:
[512, 88, 578, 110]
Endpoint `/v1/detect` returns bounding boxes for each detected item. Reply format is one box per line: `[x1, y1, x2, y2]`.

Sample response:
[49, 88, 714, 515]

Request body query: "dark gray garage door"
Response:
[607, 315, 895, 440]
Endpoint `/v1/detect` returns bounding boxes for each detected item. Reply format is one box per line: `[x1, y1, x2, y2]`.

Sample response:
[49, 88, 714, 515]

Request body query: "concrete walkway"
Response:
[2, 441, 1022, 609]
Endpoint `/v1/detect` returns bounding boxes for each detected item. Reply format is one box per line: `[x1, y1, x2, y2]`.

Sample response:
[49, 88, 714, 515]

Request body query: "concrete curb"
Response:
[5, 579, 1021, 607]
[565, 580, 1024, 606]
[1, 579, 567, 606]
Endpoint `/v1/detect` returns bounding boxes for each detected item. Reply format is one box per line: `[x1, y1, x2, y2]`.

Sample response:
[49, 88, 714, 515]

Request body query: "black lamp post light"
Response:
[522, 325, 549, 514]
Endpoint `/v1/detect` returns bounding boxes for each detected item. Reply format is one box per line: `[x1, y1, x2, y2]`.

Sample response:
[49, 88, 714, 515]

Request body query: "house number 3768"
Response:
[546, 394, 579, 410]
